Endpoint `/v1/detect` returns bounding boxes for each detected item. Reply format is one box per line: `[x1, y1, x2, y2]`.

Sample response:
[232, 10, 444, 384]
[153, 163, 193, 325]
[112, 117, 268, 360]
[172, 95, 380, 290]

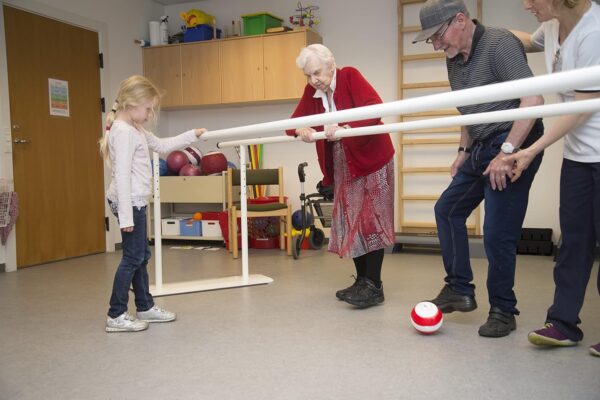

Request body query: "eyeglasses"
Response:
[426, 16, 455, 44]
[552, 48, 562, 73]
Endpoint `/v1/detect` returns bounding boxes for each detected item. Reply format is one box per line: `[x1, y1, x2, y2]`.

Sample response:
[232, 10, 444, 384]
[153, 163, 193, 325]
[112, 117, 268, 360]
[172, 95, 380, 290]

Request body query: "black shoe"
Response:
[343, 278, 384, 308]
[478, 307, 516, 338]
[430, 285, 477, 313]
[335, 276, 364, 301]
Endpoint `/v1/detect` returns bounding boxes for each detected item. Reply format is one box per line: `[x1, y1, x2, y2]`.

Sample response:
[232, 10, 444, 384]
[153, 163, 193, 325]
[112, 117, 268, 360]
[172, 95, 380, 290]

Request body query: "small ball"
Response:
[410, 301, 443, 335]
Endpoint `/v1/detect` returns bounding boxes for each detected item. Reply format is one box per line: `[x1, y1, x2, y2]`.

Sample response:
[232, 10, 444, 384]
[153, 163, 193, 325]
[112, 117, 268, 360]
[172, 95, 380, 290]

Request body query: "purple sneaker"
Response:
[528, 323, 578, 347]
[589, 342, 600, 357]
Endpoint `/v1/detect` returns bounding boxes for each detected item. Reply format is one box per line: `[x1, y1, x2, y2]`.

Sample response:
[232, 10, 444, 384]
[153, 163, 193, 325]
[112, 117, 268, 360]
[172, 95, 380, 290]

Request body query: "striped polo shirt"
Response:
[447, 21, 542, 141]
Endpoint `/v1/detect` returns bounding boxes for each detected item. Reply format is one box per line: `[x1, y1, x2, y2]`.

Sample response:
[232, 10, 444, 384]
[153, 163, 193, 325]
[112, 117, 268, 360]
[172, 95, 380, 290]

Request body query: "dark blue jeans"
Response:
[434, 130, 543, 315]
[107, 203, 154, 318]
[547, 159, 600, 341]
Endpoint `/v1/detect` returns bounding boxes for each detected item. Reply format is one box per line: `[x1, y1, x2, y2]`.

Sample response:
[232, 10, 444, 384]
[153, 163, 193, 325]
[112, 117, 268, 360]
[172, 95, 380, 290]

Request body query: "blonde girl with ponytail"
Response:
[102, 75, 206, 333]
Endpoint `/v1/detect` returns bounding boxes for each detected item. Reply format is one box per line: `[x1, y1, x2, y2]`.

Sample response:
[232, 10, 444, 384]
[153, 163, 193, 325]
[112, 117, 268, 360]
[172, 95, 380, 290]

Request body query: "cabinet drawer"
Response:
[158, 176, 225, 203]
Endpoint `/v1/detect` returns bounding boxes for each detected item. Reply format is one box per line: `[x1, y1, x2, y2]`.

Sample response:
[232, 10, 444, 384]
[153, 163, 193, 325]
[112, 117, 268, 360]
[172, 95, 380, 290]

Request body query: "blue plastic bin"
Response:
[183, 24, 222, 42]
[179, 219, 202, 236]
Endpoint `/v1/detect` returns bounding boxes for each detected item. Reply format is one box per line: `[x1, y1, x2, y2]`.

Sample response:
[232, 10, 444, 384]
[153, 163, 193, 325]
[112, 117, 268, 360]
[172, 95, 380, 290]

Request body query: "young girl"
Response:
[99, 75, 206, 332]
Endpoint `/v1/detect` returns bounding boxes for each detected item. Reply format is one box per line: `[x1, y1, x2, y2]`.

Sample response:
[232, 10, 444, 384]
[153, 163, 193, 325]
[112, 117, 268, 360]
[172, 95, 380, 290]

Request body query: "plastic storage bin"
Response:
[184, 24, 222, 42]
[162, 218, 181, 235]
[241, 13, 283, 36]
[201, 220, 222, 237]
[180, 219, 202, 236]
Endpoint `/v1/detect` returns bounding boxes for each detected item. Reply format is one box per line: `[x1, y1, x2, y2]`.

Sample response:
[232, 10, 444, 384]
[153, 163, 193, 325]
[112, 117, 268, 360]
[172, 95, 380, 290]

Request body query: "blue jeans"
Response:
[107, 203, 154, 318]
[547, 159, 600, 341]
[434, 130, 543, 314]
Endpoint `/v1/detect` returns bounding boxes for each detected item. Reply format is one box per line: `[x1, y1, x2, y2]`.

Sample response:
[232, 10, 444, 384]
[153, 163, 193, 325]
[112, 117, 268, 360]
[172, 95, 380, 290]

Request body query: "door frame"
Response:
[0, 0, 115, 271]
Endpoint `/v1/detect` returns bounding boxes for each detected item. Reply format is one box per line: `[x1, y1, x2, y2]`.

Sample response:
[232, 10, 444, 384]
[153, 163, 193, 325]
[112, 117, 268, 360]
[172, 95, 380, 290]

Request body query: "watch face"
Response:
[501, 143, 514, 154]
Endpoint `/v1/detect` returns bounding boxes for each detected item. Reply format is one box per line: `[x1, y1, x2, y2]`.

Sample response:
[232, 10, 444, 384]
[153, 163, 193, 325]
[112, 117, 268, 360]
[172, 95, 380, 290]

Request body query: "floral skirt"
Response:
[328, 142, 395, 258]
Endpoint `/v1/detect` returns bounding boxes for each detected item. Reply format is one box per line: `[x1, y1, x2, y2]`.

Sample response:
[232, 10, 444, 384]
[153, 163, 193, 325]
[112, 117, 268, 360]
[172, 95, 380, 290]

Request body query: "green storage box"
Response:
[241, 12, 283, 36]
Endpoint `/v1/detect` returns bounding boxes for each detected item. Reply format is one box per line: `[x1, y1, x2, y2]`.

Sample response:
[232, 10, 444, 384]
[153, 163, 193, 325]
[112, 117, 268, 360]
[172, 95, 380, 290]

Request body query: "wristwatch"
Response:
[501, 142, 518, 154]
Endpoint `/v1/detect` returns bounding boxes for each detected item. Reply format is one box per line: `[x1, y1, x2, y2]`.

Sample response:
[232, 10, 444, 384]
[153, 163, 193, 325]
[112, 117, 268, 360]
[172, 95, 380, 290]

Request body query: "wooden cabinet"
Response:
[142, 28, 322, 108]
[221, 29, 322, 104]
[263, 30, 321, 100]
[143, 45, 182, 108]
[220, 37, 265, 103]
[181, 41, 221, 106]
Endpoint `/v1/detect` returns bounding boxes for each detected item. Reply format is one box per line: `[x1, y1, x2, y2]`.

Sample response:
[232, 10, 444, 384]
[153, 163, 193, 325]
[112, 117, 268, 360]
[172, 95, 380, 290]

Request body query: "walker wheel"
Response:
[308, 228, 325, 250]
[292, 234, 301, 259]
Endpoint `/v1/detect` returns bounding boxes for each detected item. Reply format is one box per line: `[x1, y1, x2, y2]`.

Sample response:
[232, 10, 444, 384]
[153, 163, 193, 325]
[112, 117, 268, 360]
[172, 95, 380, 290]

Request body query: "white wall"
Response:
[163, 0, 563, 241]
[0, 0, 164, 269]
[0, 0, 569, 269]
[161, 0, 398, 220]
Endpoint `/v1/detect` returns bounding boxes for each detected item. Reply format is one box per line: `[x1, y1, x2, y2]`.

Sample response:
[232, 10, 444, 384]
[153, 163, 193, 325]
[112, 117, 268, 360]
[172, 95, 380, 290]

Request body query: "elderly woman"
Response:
[510, 0, 600, 356]
[286, 44, 395, 308]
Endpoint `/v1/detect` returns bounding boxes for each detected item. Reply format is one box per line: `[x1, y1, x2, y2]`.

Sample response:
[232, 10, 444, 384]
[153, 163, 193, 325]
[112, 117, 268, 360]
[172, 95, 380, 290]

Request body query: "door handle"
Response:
[13, 138, 31, 144]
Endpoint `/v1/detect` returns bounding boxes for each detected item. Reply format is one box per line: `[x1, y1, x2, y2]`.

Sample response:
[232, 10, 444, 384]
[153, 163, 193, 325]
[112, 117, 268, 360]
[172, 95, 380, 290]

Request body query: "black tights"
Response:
[352, 249, 384, 285]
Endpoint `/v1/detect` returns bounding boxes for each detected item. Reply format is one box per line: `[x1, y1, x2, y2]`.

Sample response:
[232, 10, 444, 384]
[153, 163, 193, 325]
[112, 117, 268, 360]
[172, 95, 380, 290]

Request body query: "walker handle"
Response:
[298, 162, 308, 183]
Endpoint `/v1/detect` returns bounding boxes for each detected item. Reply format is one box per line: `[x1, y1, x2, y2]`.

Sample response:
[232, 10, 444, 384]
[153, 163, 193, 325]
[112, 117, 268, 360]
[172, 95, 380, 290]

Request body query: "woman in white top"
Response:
[99, 75, 206, 332]
[510, 0, 600, 357]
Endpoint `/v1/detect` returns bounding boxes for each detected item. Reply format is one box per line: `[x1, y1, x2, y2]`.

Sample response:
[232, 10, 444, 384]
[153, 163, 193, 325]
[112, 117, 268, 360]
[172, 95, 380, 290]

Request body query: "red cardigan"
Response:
[287, 67, 394, 186]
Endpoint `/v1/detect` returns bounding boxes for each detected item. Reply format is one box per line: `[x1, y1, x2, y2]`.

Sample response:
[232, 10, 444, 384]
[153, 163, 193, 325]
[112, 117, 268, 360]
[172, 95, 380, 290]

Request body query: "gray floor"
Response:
[0, 245, 598, 400]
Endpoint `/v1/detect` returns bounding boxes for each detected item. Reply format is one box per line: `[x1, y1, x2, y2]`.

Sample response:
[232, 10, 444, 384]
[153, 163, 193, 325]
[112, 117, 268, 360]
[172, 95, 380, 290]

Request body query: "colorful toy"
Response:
[411, 302, 443, 335]
[289, 2, 320, 28]
[180, 9, 215, 28]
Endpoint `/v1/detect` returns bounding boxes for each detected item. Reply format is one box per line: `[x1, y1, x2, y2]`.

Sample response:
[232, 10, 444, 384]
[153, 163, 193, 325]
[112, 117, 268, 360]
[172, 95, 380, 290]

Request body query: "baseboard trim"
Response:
[394, 233, 487, 259]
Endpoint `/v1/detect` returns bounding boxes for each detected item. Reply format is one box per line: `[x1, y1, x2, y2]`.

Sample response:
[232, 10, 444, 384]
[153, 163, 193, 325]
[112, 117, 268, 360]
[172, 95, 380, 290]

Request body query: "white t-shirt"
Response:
[106, 120, 197, 228]
[531, 2, 600, 162]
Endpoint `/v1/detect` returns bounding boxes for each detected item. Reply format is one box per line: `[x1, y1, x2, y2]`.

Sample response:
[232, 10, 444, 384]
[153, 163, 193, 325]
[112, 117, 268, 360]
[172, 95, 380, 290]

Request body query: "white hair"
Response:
[296, 44, 336, 70]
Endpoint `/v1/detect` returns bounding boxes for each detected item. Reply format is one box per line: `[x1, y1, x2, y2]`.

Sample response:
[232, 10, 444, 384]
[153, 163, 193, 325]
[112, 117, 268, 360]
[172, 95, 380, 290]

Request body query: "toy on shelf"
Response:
[180, 9, 215, 28]
[289, 2, 320, 28]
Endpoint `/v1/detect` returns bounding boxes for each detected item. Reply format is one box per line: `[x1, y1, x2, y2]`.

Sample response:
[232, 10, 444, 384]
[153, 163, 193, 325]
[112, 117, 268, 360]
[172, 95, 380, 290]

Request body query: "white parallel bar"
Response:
[217, 98, 600, 148]
[218, 135, 297, 148]
[152, 152, 163, 291]
[202, 65, 600, 141]
[239, 145, 249, 281]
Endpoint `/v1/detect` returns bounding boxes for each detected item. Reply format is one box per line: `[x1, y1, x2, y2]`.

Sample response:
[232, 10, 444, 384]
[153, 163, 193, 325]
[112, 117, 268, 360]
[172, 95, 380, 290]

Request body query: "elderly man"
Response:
[413, 0, 544, 338]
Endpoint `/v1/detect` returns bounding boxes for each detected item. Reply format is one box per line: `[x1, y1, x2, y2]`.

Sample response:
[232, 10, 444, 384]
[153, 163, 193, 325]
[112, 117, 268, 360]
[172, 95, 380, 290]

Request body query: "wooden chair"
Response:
[227, 167, 292, 259]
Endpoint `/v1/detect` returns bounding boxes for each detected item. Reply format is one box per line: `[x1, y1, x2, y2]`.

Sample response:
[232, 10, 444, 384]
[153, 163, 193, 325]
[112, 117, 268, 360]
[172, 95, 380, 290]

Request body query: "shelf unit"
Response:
[147, 173, 238, 241]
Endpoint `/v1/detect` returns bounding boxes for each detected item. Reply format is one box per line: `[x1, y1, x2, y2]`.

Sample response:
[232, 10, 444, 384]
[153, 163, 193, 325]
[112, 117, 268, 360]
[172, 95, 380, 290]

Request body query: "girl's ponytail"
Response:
[98, 101, 119, 163]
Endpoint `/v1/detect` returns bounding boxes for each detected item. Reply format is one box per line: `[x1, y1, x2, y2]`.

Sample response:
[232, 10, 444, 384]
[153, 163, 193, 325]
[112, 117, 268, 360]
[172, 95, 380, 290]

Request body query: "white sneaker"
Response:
[137, 306, 176, 323]
[106, 312, 149, 333]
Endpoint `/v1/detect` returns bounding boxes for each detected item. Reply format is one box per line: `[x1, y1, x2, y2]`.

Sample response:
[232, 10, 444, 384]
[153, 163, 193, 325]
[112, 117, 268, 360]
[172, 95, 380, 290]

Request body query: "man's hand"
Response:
[483, 153, 514, 190]
[122, 226, 134, 232]
[451, 152, 470, 177]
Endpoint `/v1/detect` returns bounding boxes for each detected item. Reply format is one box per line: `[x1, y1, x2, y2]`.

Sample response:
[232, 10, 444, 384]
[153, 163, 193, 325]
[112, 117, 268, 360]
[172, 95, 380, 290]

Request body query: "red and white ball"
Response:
[182, 146, 203, 165]
[410, 301, 443, 335]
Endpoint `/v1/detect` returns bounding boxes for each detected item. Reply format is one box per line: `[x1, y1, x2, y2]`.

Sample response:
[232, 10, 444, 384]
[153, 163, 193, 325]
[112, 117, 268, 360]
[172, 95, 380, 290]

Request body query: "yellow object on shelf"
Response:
[180, 9, 215, 28]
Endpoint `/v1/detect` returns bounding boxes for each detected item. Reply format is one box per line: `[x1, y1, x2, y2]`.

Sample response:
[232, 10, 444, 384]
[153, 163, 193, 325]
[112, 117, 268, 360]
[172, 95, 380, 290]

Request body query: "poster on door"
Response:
[48, 78, 70, 117]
